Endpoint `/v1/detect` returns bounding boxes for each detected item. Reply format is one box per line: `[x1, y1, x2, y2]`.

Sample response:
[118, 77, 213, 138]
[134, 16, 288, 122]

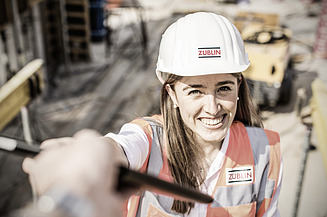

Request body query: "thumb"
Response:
[22, 157, 35, 174]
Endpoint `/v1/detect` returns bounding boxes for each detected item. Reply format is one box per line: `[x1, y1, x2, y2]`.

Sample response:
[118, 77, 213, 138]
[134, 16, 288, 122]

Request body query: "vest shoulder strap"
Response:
[126, 115, 164, 217]
[245, 125, 281, 217]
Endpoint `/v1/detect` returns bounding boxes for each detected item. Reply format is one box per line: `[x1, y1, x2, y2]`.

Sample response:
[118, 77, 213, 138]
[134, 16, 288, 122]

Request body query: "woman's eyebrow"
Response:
[182, 84, 205, 91]
[182, 80, 236, 91]
[215, 80, 235, 86]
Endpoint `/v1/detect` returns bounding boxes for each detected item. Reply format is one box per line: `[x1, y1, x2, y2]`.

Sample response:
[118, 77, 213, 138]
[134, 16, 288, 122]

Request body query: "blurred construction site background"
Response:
[0, 0, 326, 216]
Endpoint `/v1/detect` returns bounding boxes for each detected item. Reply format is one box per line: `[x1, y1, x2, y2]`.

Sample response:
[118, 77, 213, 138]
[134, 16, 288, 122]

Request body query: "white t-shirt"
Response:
[105, 122, 282, 217]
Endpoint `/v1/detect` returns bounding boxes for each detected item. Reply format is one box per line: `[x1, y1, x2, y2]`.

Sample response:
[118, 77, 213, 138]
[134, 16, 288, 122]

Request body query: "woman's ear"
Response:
[165, 84, 179, 107]
[237, 76, 243, 96]
[238, 76, 243, 88]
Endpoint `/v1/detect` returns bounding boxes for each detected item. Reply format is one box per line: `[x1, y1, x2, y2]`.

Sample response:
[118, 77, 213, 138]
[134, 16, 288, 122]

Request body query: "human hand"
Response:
[22, 129, 123, 217]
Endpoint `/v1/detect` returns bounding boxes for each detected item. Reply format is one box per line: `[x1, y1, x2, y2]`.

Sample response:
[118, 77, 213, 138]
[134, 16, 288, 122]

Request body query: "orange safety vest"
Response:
[124, 115, 281, 217]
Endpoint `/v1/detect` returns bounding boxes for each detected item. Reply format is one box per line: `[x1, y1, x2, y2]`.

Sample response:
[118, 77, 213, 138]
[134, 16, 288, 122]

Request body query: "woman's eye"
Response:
[188, 90, 201, 95]
[218, 86, 232, 92]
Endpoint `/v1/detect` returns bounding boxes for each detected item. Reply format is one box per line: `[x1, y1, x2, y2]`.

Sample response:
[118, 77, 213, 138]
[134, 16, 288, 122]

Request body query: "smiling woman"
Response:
[103, 12, 282, 217]
[160, 69, 268, 215]
[22, 11, 283, 217]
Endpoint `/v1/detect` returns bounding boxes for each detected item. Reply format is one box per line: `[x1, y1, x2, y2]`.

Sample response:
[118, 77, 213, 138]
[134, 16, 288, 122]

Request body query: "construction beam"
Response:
[0, 59, 43, 131]
[311, 78, 327, 174]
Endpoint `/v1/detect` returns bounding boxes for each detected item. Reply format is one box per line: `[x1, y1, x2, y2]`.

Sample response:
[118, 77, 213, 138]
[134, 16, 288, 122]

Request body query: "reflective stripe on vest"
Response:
[126, 118, 155, 217]
[126, 118, 281, 217]
[257, 129, 281, 217]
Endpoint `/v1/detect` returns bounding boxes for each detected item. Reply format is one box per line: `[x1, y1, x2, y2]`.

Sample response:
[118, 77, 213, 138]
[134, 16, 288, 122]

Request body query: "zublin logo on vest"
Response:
[226, 166, 254, 185]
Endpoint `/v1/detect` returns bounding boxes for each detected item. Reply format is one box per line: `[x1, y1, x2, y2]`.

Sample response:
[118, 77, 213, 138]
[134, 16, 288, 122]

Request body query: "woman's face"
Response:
[167, 73, 240, 147]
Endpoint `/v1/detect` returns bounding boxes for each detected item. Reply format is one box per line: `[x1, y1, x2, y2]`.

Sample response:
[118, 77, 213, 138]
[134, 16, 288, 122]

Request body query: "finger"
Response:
[73, 129, 102, 140]
[73, 130, 106, 150]
[22, 157, 35, 174]
[40, 137, 74, 149]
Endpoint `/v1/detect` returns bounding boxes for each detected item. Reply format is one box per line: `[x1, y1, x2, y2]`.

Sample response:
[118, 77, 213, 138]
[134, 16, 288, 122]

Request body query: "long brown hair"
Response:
[160, 72, 262, 214]
[234, 73, 263, 128]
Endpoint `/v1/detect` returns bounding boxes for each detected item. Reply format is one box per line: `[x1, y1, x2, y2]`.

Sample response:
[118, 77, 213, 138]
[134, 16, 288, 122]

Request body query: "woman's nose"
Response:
[204, 95, 220, 115]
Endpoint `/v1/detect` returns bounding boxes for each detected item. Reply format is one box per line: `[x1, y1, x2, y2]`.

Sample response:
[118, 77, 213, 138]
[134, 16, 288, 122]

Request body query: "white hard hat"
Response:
[156, 12, 250, 83]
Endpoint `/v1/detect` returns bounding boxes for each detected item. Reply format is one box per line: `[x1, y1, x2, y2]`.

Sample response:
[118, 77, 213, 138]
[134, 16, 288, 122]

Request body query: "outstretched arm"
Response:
[21, 129, 125, 217]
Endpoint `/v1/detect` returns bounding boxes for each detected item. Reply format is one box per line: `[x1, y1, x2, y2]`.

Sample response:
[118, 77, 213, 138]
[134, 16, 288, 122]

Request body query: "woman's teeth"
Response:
[200, 115, 224, 126]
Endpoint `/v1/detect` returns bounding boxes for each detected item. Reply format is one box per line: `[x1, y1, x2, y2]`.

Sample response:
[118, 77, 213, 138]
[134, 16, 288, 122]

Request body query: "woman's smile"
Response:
[198, 114, 226, 128]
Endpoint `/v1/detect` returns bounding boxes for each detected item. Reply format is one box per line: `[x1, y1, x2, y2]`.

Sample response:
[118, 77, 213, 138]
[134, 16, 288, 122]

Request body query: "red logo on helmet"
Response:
[198, 47, 221, 58]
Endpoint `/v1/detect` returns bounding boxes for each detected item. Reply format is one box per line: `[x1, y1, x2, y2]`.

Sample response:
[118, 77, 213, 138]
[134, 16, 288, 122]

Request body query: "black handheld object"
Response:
[0, 136, 213, 204]
[118, 166, 213, 203]
[0, 136, 41, 156]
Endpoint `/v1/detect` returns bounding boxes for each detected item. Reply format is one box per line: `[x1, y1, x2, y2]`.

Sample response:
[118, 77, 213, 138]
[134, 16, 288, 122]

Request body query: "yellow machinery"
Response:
[0, 59, 43, 131]
[235, 12, 293, 107]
